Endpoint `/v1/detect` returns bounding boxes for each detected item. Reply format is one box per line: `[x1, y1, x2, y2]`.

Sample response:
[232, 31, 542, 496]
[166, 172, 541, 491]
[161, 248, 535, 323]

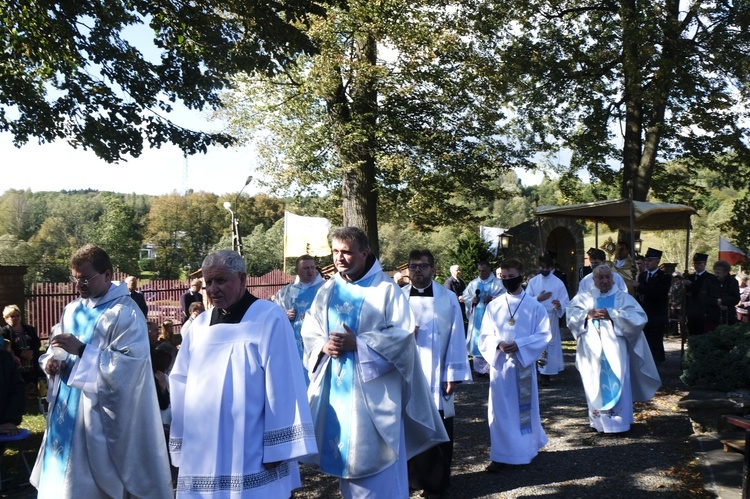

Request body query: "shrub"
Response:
[139, 258, 155, 272]
[681, 323, 750, 390]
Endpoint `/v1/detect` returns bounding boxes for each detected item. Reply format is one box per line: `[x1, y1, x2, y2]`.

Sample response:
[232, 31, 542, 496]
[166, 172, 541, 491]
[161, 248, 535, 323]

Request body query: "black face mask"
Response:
[539, 270, 551, 277]
[502, 275, 524, 293]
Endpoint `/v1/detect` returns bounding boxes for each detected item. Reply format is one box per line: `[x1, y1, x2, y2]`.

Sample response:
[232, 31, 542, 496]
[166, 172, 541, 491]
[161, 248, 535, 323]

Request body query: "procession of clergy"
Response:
[32, 231, 671, 499]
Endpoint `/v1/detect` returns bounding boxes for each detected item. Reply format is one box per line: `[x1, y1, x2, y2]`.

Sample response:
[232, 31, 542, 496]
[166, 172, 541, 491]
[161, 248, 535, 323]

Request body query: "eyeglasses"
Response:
[70, 273, 101, 285]
[408, 263, 432, 271]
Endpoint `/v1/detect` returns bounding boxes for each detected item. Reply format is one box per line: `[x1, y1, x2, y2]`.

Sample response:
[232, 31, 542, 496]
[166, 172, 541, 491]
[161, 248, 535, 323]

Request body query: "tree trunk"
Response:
[327, 31, 380, 255]
[620, 0, 644, 201]
[638, 0, 680, 203]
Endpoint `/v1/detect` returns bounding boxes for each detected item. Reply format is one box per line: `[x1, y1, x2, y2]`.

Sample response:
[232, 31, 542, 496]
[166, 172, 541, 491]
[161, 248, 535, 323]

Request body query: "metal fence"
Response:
[25, 273, 292, 339]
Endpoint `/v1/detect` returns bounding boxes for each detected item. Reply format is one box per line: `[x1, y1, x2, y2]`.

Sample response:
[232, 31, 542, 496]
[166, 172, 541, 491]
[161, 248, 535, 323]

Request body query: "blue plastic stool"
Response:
[0, 428, 32, 491]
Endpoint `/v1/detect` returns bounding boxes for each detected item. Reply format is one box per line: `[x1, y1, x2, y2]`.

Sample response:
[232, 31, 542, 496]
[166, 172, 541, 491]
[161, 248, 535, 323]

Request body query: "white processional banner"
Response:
[284, 211, 332, 258]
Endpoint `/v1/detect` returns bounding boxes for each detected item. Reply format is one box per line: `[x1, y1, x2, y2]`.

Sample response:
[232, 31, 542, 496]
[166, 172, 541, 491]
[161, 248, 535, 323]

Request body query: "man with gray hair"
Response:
[169, 249, 317, 497]
[125, 275, 148, 318]
[567, 265, 660, 434]
[303, 227, 447, 498]
[180, 278, 203, 320]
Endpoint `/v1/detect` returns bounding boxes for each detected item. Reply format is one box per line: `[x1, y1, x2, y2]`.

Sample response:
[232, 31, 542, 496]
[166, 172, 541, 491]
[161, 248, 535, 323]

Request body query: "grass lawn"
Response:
[1, 387, 46, 495]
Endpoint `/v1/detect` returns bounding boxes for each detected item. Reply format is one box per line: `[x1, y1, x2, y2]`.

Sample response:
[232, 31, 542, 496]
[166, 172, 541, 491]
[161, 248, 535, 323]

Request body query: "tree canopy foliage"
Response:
[0, 161, 746, 286]
[465, 0, 750, 201]
[219, 0, 750, 253]
[219, 0, 532, 253]
[1, 0, 330, 162]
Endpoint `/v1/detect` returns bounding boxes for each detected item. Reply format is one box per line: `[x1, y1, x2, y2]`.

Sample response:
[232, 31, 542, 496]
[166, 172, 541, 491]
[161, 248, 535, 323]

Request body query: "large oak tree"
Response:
[220, 0, 530, 254]
[467, 0, 750, 202]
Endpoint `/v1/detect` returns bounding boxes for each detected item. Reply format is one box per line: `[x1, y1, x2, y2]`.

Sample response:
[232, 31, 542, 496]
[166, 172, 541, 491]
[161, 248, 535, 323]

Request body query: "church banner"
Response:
[283, 211, 332, 258]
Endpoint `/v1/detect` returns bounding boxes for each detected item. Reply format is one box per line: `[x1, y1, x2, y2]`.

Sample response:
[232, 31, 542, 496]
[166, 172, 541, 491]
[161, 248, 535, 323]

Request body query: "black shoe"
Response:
[485, 461, 507, 473]
[539, 374, 550, 386]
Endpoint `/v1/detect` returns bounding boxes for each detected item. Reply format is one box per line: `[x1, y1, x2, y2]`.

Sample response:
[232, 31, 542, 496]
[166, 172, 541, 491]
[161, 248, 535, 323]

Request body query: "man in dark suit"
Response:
[125, 276, 148, 319]
[180, 279, 203, 320]
[636, 248, 671, 362]
[546, 251, 569, 297]
[444, 264, 468, 332]
[1, 347, 25, 435]
[681, 253, 712, 336]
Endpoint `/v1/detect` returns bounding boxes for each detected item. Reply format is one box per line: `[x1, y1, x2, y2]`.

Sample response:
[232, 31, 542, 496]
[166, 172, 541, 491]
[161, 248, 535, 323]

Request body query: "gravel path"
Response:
[297, 335, 710, 498]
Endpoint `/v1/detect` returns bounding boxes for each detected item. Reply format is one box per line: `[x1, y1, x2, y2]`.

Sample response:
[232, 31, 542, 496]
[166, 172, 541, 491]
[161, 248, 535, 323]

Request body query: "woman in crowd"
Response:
[157, 319, 182, 349]
[700, 260, 740, 332]
[2, 304, 42, 383]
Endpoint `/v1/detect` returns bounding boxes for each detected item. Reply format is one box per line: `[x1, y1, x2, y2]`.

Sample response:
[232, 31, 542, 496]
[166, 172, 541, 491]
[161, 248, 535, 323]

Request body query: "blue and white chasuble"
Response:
[39, 303, 106, 496]
[567, 287, 661, 433]
[320, 274, 375, 476]
[303, 259, 449, 482]
[469, 282, 488, 356]
[593, 294, 621, 410]
[275, 276, 325, 385]
[31, 282, 172, 499]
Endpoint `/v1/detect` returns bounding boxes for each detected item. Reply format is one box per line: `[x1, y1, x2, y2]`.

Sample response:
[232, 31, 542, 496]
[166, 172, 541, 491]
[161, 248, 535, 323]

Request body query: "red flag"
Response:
[718, 237, 748, 265]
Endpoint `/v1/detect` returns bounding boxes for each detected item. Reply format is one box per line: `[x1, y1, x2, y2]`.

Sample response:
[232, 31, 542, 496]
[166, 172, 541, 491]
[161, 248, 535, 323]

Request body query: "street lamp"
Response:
[498, 231, 512, 259]
[634, 238, 643, 255]
[223, 201, 240, 255]
[224, 176, 253, 257]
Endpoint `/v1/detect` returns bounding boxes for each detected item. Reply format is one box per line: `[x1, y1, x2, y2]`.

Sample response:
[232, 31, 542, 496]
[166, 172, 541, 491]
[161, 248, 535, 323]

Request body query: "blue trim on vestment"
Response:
[594, 294, 621, 410]
[320, 274, 375, 477]
[470, 282, 487, 356]
[39, 302, 107, 494]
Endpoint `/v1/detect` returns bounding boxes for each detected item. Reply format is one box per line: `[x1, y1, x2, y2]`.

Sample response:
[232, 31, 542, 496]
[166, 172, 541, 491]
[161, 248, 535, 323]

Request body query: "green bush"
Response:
[139, 258, 155, 272]
[681, 323, 750, 390]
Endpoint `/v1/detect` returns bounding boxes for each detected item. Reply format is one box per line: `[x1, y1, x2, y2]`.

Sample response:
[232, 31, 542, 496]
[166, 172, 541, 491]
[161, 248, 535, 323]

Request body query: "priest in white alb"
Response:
[566, 265, 661, 434]
[32, 244, 172, 498]
[169, 250, 317, 498]
[525, 253, 569, 386]
[302, 227, 448, 498]
[402, 249, 472, 497]
[274, 254, 325, 384]
[478, 258, 551, 472]
[463, 261, 505, 375]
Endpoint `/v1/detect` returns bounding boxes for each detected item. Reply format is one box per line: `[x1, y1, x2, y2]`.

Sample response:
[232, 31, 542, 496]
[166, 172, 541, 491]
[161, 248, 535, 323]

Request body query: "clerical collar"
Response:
[343, 253, 377, 282]
[410, 283, 433, 297]
[210, 291, 258, 325]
